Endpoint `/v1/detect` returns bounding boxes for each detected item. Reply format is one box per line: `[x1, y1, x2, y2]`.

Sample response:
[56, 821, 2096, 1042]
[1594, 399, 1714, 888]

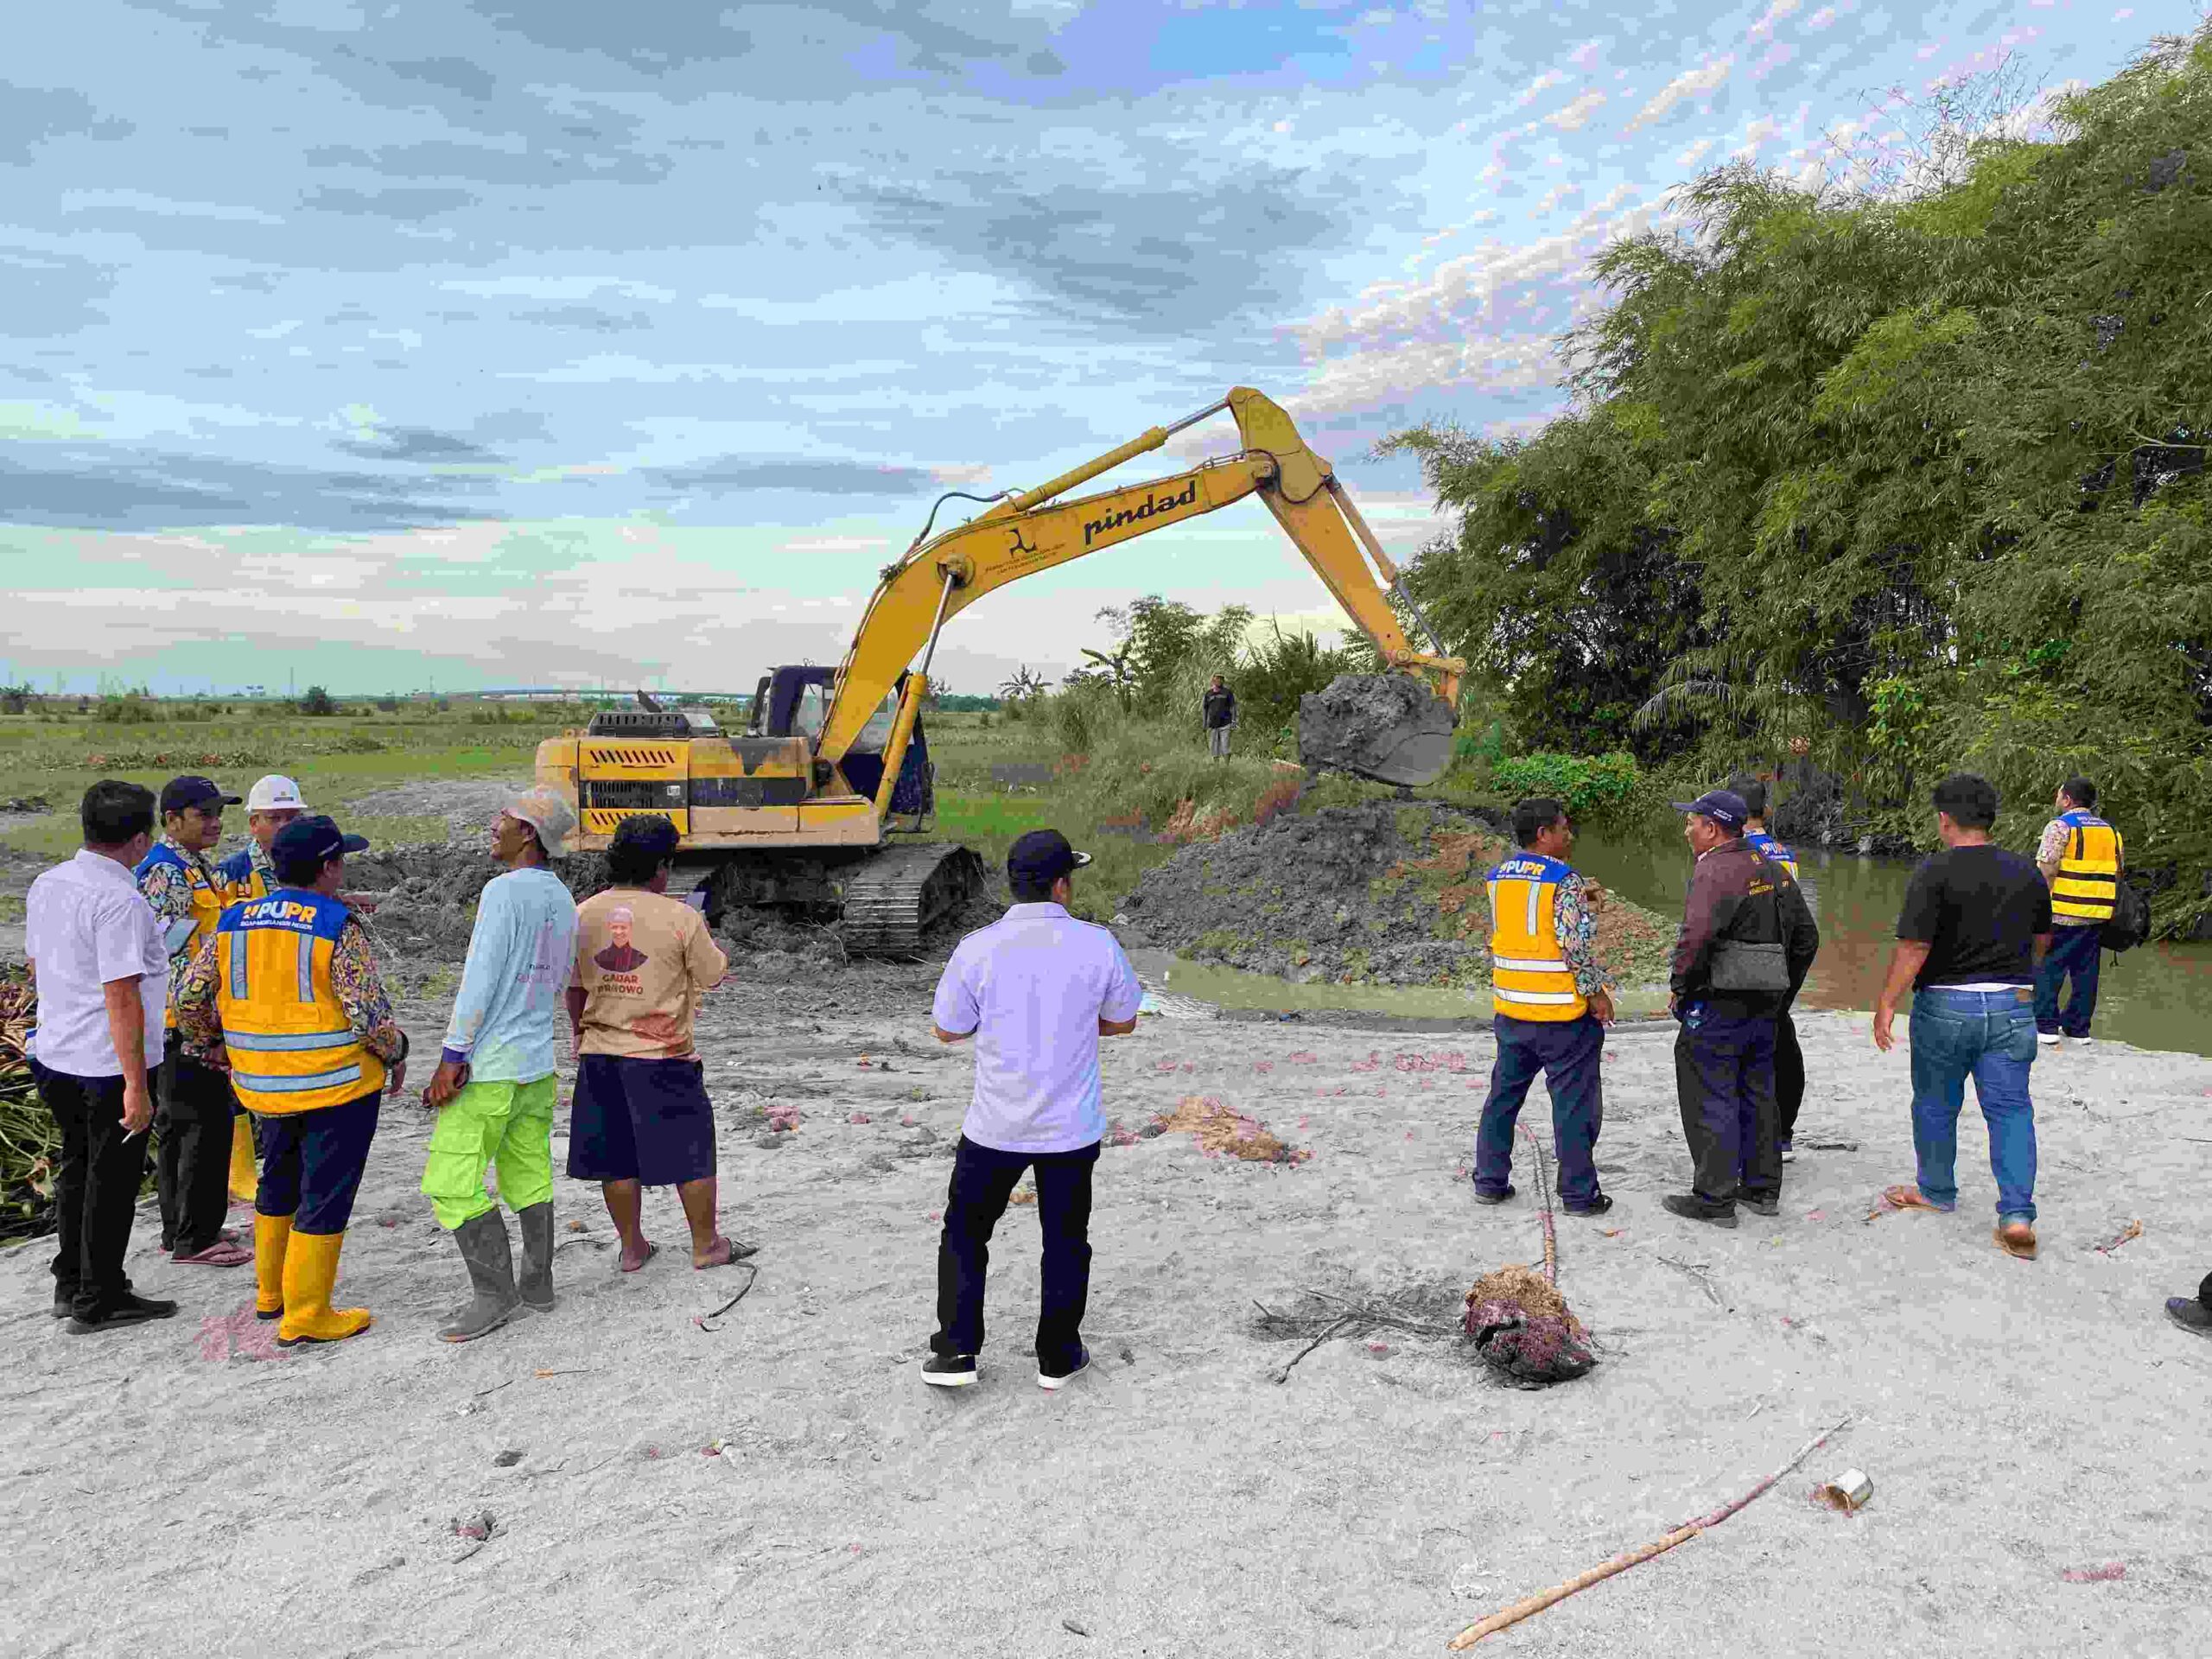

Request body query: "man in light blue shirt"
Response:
[923, 829, 1143, 1392]
[418, 788, 580, 1343]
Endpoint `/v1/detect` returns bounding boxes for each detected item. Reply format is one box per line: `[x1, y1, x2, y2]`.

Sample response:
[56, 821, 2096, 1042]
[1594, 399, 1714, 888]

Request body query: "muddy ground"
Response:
[3, 786, 2210, 1656]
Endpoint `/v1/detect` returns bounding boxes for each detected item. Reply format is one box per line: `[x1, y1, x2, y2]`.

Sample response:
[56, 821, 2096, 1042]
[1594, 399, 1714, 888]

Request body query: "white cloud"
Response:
[1543, 89, 1608, 131]
[1287, 335, 1564, 421]
[1749, 0, 1802, 41]
[778, 536, 891, 554]
[1735, 115, 1783, 158]
[1808, 4, 1838, 25]
[1625, 54, 1736, 132]
[1515, 69, 1566, 106]
[1677, 136, 1717, 167]
[930, 462, 995, 486]
[1569, 39, 1603, 70]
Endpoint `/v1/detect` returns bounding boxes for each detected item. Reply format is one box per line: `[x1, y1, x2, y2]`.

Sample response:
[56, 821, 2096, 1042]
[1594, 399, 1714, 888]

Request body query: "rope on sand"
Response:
[1445, 1414, 1853, 1649]
[1516, 1122, 1558, 1286]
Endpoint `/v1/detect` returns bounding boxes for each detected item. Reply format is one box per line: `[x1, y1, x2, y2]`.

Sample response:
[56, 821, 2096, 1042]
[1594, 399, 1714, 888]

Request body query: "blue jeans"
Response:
[1909, 988, 2037, 1220]
[1473, 1014, 1604, 1206]
[2033, 924, 2102, 1038]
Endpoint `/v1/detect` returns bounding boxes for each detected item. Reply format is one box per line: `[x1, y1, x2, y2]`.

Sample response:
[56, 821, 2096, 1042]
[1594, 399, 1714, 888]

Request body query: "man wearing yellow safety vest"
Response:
[2033, 777, 2121, 1047]
[1471, 798, 1617, 1215]
[136, 776, 251, 1268]
[213, 774, 310, 1202]
[175, 816, 409, 1345]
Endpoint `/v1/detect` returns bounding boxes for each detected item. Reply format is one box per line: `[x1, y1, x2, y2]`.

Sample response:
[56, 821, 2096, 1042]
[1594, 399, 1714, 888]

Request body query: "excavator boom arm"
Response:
[816, 386, 1462, 766]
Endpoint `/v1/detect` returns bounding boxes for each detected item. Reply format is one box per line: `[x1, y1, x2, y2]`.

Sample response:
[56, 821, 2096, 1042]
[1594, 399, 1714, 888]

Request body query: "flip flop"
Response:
[620, 1241, 659, 1274]
[1875, 1184, 1953, 1215]
[1995, 1221, 2038, 1260]
[693, 1236, 760, 1269]
[172, 1241, 252, 1267]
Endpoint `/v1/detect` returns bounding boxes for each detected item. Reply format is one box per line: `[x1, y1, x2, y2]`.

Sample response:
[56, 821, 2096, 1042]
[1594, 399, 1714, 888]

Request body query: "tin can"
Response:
[1815, 1468, 1874, 1512]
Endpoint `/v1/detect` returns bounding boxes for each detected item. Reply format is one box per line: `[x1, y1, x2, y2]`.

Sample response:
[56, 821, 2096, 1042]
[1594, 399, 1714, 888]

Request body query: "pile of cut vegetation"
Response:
[1122, 802, 1675, 990]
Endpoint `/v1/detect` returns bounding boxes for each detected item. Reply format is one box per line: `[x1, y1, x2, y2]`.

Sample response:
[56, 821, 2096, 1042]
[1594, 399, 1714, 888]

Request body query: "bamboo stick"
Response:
[1516, 1122, 1557, 1285]
[1446, 1414, 1853, 1649]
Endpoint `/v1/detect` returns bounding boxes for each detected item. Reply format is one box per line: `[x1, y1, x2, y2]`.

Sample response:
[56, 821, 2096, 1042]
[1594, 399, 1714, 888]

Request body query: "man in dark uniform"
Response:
[1662, 790, 1820, 1229]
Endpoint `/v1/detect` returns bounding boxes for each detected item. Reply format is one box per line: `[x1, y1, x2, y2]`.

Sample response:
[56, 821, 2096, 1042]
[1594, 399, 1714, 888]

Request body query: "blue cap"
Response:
[270, 814, 369, 872]
[1671, 790, 1749, 830]
[1007, 828, 1091, 887]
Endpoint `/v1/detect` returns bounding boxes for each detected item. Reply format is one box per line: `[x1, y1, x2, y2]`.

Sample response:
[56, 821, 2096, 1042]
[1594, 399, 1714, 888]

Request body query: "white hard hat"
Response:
[246, 775, 308, 812]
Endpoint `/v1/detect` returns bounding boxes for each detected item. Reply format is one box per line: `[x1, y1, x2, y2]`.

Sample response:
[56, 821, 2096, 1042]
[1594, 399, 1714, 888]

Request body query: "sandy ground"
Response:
[4, 961, 2211, 1656]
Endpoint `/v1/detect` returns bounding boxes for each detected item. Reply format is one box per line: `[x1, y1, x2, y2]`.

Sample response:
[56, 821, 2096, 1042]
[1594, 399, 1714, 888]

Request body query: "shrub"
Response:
[1490, 751, 1655, 825]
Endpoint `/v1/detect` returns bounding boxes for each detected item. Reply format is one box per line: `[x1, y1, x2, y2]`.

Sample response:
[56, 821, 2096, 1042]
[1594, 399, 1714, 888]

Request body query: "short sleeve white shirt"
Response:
[24, 849, 168, 1077]
[931, 902, 1144, 1154]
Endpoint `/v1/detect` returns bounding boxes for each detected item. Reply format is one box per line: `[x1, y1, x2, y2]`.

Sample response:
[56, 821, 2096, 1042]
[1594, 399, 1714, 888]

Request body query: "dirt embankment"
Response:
[1122, 802, 1676, 991]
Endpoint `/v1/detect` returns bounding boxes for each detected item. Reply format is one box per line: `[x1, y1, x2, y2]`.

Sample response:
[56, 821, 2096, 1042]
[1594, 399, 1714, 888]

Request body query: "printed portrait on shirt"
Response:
[594, 906, 651, 973]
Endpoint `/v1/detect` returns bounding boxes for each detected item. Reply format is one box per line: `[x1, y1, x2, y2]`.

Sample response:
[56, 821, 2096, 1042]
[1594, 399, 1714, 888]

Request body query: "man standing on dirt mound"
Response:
[417, 789, 580, 1343]
[1470, 798, 1616, 1216]
[566, 813, 753, 1275]
[921, 829, 1144, 1391]
[175, 815, 409, 1344]
[1662, 791, 1819, 1230]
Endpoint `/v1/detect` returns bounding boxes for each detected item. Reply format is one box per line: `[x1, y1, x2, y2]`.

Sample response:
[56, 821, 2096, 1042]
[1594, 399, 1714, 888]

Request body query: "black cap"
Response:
[159, 775, 243, 817]
[610, 812, 681, 861]
[270, 815, 369, 871]
[1670, 789, 1749, 830]
[1007, 828, 1091, 887]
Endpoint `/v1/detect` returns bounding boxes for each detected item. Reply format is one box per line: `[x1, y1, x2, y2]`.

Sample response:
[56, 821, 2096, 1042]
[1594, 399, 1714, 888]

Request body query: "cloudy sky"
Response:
[0, 0, 2156, 696]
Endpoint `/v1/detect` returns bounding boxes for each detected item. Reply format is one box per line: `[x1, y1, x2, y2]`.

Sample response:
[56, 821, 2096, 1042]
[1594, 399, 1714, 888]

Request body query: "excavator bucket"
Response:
[1296, 673, 1458, 788]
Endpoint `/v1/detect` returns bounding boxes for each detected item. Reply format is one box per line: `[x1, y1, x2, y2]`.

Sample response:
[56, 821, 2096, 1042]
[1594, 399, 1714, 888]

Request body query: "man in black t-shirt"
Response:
[1872, 773, 2051, 1260]
[1202, 676, 1236, 760]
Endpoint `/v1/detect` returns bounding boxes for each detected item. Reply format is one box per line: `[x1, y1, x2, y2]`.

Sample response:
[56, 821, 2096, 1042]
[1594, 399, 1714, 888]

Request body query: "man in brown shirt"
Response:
[1662, 790, 1819, 1228]
[566, 814, 754, 1272]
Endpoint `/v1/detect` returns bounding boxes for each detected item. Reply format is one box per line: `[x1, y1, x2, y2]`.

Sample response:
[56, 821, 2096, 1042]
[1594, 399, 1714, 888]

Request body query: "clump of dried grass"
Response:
[1154, 1095, 1311, 1163]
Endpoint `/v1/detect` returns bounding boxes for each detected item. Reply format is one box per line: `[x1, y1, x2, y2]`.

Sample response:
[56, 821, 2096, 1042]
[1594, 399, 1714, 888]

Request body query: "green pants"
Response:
[421, 1076, 556, 1231]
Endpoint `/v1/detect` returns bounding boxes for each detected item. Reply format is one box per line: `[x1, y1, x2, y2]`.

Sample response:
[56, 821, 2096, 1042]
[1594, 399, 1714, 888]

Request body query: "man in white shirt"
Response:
[24, 782, 179, 1333]
[922, 830, 1143, 1391]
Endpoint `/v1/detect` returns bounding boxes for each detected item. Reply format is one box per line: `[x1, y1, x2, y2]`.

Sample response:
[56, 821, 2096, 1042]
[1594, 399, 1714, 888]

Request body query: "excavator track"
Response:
[840, 842, 986, 957]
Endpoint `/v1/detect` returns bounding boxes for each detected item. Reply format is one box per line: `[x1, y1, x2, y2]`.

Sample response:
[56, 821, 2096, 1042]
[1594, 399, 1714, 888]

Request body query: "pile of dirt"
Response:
[344, 778, 532, 844]
[1121, 801, 1677, 990]
[345, 845, 505, 961]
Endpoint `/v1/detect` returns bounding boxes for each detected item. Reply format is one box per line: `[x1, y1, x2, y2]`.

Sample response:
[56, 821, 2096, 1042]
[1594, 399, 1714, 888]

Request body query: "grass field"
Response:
[0, 704, 582, 860]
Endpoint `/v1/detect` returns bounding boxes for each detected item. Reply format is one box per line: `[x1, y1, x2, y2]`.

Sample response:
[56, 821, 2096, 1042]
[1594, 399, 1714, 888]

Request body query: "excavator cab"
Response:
[747, 664, 932, 819]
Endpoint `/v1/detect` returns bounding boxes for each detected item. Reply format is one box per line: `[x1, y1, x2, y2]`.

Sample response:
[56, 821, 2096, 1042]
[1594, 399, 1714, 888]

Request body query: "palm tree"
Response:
[996, 665, 1048, 702]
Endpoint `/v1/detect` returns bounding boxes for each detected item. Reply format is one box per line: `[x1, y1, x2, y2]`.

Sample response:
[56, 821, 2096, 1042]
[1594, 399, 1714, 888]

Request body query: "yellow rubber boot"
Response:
[227, 1115, 259, 1204]
[276, 1230, 372, 1347]
[253, 1213, 293, 1321]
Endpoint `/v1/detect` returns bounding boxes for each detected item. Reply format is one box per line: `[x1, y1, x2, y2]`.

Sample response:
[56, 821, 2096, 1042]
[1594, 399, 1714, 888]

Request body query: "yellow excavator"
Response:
[535, 386, 1465, 952]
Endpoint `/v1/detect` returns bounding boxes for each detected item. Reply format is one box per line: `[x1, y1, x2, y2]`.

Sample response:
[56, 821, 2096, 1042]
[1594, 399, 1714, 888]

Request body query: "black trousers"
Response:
[35, 1061, 151, 1319]
[1675, 1017, 1780, 1207]
[931, 1135, 1099, 1373]
[154, 1034, 238, 1255]
[1774, 1007, 1804, 1143]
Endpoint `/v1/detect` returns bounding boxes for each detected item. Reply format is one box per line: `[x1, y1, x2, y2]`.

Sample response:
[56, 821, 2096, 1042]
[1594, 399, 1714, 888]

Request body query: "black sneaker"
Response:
[920, 1353, 978, 1388]
[1039, 1347, 1090, 1391]
[1662, 1193, 1738, 1230]
[2167, 1298, 2212, 1338]
[1563, 1193, 1614, 1217]
[1471, 1184, 1516, 1205]
[50, 1291, 74, 1319]
[64, 1292, 180, 1335]
[1740, 1192, 1781, 1217]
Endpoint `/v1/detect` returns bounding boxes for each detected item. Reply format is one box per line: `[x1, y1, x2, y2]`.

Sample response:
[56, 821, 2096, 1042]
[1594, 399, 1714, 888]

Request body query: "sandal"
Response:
[172, 1241, 253, 1267]
[693, 1236, 760, 1269]
[1876, 1184, 1954, 1215]
[1995, 1219, 2038, 1260]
